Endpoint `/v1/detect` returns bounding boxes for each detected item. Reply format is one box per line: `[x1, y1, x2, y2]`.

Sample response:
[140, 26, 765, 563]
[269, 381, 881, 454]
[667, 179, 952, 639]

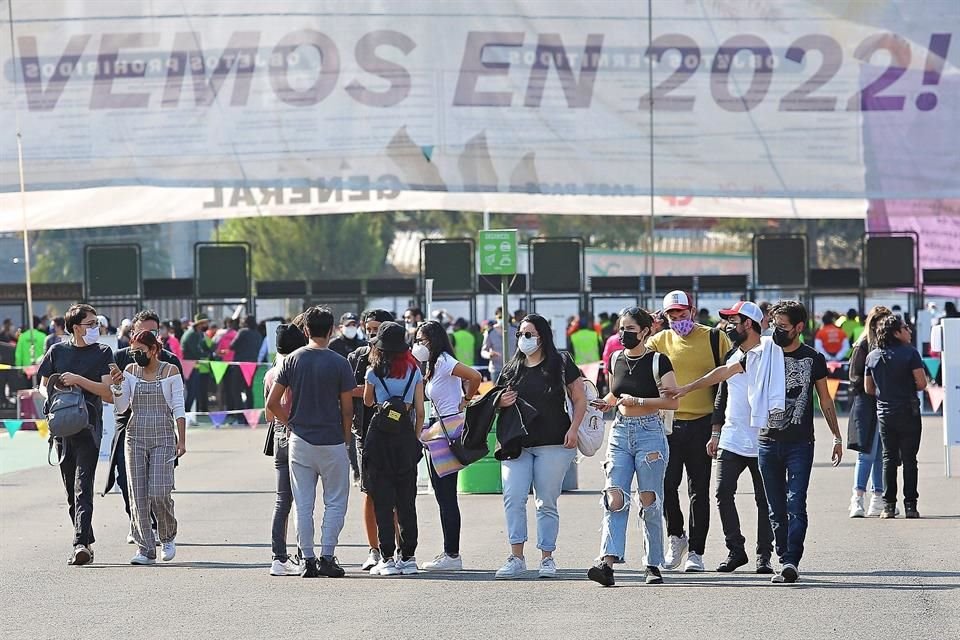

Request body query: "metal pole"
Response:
[501, 275, 510, 363]
[646, 0, 657, 307]
[7, 3, 35, 332]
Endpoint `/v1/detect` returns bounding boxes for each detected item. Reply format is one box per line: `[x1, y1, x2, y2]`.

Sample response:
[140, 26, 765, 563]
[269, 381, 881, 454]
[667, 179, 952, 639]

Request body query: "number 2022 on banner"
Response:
[640, 32, 951, 113]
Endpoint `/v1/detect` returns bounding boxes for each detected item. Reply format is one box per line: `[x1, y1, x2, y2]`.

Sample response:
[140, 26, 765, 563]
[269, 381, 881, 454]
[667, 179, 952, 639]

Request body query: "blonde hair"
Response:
[861, 305, 892, 348]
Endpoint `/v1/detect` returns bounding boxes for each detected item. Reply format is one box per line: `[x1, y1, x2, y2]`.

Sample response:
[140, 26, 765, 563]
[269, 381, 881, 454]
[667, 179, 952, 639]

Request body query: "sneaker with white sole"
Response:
[422, 552, 463, 572]
[130, 552, 156, 565]
[684, 552, 705, 572]
[664, 535, 688, 570]
[772, 563, 799, 583]
[866, 493, 884, 517]
[161, 540, 176, 562]
[270, 558, 301, 576]
[397, 557, 419, 575]
[538, 556, 558, 578]
[495, 555, 527, 580]
[849, 492, 865, 518]
[371, 558, 401, 576]
[361, 548, 381, 572]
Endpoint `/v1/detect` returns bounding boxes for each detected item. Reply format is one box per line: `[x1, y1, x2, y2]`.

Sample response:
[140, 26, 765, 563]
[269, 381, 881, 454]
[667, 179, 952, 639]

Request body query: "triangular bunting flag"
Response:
[421, 145, 434, 162]
[826, 378, 840, 400]
[24, 365, 39, 378]
[927, 385, 945, 412]
[923, 357, 941, 381]
[580, 361, 601, 383]
[5, 419, 23, 438]
[243, 409, 262, 428]
[210, 361, 229, 384]
[0, 363, 10, 370]
[181, 360, 196, 381]
[209, 411, 228, 428]
[36, 419, 49, 439]
[239, 362, 258, 387]
[826, 361, 842, 374]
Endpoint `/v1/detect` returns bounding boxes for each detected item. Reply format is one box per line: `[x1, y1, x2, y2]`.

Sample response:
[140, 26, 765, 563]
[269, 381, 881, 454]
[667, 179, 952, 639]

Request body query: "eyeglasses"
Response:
[79, 320, 98, 328]
[515, 331, 539, 339]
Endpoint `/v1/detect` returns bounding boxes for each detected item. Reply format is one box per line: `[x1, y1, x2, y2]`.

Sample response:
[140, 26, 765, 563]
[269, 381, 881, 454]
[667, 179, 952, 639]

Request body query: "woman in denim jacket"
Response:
[588, 307, 679, 586]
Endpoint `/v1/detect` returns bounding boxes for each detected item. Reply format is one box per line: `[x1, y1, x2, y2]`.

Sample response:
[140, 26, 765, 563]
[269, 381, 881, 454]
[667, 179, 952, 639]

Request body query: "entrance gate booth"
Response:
[528, 238, 585, 348]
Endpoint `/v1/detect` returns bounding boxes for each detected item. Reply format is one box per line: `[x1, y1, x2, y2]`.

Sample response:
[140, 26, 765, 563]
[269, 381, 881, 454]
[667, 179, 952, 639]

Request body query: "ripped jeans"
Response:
[600, 414, 669, 566]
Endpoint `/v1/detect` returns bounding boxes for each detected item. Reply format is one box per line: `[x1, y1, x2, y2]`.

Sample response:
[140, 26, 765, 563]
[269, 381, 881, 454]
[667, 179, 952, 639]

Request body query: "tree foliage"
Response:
[218, 213, 395, 281]
[713, 218, 865, 268]
[30, 226, 171, 283]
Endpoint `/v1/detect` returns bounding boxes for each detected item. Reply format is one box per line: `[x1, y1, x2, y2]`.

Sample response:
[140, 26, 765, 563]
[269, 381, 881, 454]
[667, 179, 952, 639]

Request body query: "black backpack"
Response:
[368, 368, 418, 435]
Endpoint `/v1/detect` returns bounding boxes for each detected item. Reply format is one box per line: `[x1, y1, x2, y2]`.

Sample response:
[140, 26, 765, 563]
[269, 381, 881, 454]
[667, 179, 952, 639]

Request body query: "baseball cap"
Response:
[662, 290, 692, 312]
[340, 312, 359, 324]
[96, 315, 109, 327]
[719, 301, 764, 325]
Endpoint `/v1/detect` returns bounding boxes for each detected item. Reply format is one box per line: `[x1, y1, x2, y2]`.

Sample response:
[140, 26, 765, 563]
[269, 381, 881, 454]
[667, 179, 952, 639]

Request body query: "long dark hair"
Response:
[417, 321, 455, 381]
[876, 315, 905, 349]
[500, 314, 564, 391]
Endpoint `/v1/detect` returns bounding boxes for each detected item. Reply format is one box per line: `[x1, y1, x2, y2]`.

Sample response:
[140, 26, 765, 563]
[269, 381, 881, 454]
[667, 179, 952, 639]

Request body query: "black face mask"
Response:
[133, 350, 151, 367]
[725, 325, 746, 346]
[619, 330, 641, 349]
[773, 327, 793, 348]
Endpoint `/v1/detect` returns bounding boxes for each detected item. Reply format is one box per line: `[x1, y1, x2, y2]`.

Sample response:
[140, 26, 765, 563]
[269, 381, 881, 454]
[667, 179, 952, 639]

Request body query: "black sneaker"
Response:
[880, 504, 897, 519]
[716, 552, 749, 573]
[780, 563, 799, 583]
[756, 556, 774, 575]
[587, 562, 615, 587]
[644, 565, 663, 584]
[318, 555, 345, 578]
[904, 503, 920, 519]
[301, 557, 321, 578]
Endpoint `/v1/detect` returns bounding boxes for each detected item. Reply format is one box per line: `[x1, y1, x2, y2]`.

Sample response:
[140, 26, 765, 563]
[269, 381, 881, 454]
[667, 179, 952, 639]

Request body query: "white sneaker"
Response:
[396, 557, 419, 575]
[126, 534, 136, 544]
[866, 494, 884, 517]
[495, 555, 527, 580]
[422, 552, 463, 572]
[684, 552, 705, 572]
[161, 540, 176, 562]
[270, 558, 300, 576]
[361, 548, 381, 572]
[849, 492, 865, 518]
[538, 556, 558, 578]
[130, 552, 156, 565]
[370, 558, 400, 576]
[664, 535, 688, 570]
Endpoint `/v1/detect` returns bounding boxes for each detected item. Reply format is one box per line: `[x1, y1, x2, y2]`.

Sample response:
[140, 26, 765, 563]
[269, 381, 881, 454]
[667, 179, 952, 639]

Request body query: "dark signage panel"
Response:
[86, 245, 140, 297]
[755, 237, 806, 287]
[423, 241, 473, 292]
[865, 236, 915, 288]
[531, 240, 582, 292]
[196, 244, 249, 298]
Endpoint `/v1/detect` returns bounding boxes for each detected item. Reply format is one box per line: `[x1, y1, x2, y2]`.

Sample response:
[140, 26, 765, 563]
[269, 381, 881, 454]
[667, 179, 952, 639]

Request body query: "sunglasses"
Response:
[515, 331, 539, 339]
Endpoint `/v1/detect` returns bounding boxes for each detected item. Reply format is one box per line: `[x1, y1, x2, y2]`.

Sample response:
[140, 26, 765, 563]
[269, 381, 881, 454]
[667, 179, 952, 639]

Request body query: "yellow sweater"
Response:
[647, 325, 731, 421]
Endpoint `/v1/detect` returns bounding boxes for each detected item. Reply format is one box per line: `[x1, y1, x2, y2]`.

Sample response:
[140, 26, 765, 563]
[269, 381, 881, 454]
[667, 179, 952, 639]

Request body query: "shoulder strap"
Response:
[375, 374, 391, 397]
[653, 352, 662, 384]
[709, 328, 722, 368]
[401, 366, 417, 399]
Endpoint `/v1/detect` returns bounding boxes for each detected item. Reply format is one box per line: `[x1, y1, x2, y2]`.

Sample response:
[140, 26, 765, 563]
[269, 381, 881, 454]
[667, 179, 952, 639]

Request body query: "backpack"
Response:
[609, 350, 674, 435]
[45, 374, 91, 465]
[368, 368, 418, 435]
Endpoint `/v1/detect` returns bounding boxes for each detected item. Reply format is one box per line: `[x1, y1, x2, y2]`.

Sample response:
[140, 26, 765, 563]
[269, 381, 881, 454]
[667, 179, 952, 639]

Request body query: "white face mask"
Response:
[411, 343, 430, 362]
[83, 326, 100, 345]
[342, 326, 358, 340]
[518, 335, 540, 355]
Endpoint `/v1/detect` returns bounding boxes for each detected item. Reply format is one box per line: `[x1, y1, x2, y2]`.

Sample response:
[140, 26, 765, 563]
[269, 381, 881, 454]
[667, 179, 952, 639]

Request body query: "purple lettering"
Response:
[524, 34, 603, 108]
[90, 33, 160, 109]
[453, 31, 524, 107]
[17, 34, 92, 111]
[162, 31, 260, 107]
[345, 30, 415, 108]
[269, 30, 339, 107]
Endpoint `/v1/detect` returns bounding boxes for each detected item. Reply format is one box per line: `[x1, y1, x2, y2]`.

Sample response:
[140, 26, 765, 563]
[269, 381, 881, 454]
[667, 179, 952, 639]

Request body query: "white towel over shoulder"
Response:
[748, 336, 786, 429]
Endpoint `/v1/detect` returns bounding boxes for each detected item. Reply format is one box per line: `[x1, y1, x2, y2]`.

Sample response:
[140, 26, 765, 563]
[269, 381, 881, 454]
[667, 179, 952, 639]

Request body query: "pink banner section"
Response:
[24, 365, 39, 378]
[243, 409, 263, 428]
[580, 362, 601, 383]
[239, 362, 258, 387]
[209, 412, 228, 428]
[927, 386, 945, 413]
[181, 360, 196, 381]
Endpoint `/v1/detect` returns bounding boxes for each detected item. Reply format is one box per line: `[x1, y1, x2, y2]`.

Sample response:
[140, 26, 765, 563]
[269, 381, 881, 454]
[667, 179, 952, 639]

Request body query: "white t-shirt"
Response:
[719, 346, 761, 457]
[424, 352, 463, 418]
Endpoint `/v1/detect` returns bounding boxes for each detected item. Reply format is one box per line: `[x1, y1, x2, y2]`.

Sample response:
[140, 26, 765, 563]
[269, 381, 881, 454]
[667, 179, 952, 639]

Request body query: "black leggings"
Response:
[271, 437, 294, 560]
[428, 459, 460, 555]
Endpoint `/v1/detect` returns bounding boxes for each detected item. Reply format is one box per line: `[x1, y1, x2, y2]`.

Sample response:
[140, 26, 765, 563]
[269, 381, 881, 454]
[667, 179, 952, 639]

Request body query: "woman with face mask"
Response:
[493, 314, 586, 580]
[114, 330, 187, 565]
[587, 307, 680, 586]
[412, 321, 482, 571]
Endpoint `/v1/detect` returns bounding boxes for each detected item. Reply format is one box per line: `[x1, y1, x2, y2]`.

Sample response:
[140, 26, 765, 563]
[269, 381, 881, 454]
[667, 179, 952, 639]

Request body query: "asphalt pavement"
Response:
[2, 417, 958, 640]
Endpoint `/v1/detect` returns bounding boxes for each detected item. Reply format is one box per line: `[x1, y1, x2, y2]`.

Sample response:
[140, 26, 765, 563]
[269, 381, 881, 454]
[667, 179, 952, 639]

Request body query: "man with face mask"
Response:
[37, 303, 116, 566]
[328, 313, 365, 359]
[646, 290, 731, 572]
[708, 302, 774, 573]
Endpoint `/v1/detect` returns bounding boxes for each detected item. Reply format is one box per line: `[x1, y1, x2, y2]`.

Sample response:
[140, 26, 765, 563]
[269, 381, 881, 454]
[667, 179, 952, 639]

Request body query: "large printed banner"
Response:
[0, 0, 957, 231]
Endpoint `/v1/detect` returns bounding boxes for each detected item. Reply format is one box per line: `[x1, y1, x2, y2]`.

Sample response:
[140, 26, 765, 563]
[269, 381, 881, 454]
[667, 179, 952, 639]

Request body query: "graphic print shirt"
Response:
[759, 344, 827, 444]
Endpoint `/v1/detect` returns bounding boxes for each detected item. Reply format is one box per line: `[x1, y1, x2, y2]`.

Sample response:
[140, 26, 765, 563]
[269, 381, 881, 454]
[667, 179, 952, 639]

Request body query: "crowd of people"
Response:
[23, 289, 936, 585]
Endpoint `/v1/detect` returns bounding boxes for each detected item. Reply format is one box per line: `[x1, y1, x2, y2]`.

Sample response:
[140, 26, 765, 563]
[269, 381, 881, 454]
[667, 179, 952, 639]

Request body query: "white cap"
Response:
[719, 301, 764, 325]
[96, 315, 109, 327]
[120, 318, 132, 329]
[662, 290, 691, 312]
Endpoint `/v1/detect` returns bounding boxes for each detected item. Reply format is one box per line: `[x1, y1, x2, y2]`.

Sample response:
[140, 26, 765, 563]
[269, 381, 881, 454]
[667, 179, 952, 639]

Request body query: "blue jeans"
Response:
[758, 440, 814, 567]
[854, 427, 883, 494]
[600, 415, 669, 566]
[502, 445, 577, 552]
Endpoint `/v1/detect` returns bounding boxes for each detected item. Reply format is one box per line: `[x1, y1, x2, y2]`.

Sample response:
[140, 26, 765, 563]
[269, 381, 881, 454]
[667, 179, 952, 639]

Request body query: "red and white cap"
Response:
[662, 290, 692, 312]
[719, 301, 764, 325]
